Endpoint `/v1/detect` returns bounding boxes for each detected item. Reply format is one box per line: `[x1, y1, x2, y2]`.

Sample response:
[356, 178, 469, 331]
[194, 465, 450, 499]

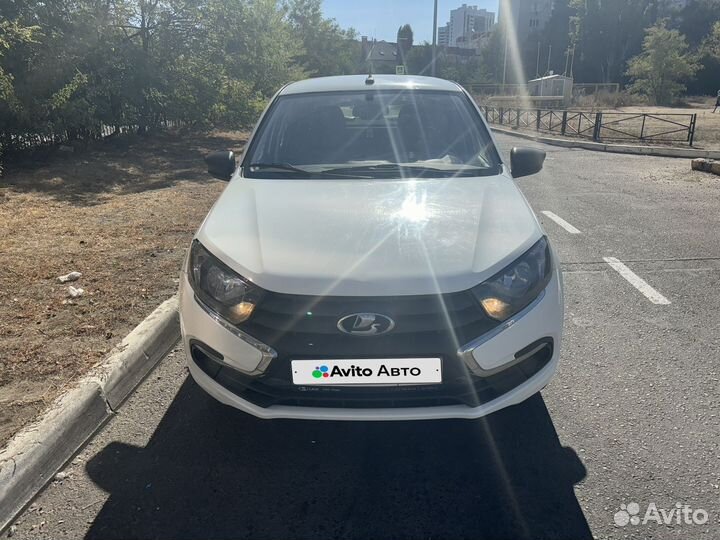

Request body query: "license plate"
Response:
[291, 358, 442, 386]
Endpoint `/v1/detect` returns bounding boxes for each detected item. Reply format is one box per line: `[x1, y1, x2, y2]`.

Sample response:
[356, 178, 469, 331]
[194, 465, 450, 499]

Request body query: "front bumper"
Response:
[179, 269, 563, 420]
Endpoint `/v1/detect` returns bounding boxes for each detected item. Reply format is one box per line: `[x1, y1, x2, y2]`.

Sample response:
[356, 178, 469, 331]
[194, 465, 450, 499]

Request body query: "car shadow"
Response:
[84, 380, 591, 540]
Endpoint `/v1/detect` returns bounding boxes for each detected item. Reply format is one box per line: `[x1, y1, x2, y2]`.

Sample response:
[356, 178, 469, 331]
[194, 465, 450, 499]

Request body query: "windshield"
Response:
[243, 90, 501, 179]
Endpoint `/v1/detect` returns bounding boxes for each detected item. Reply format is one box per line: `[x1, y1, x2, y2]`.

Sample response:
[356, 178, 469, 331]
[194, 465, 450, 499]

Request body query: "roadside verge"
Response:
[492, 126, 720, 160]
[0, 296, 180, 534]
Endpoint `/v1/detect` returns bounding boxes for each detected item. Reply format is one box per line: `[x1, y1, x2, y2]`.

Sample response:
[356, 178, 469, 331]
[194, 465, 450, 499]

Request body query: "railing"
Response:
[479, 106, 697, 146]
[1, 119, 186, 154]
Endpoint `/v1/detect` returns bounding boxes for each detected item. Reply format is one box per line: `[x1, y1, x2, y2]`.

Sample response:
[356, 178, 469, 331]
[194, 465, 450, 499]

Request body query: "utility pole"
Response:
[536, 41, 541, 78]
[432, 0, 438, 77]
[502, 30, 508, 91]
[546, 44, 552, 75]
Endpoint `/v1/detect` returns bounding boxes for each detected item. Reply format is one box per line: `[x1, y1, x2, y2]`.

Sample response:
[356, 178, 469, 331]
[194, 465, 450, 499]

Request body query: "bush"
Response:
[211, 80, 267, 129]
[626, 21, 699, 105]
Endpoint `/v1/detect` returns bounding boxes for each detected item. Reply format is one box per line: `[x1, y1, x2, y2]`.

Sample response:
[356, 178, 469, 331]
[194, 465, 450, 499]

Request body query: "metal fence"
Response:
[1, 119, 185, 155]
[479, 106, 697, 146]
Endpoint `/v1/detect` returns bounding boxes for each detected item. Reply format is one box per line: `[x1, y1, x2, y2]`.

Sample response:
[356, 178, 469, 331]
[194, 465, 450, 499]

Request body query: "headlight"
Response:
[187, 240, 263, 324]
[471, 237, 552, 321]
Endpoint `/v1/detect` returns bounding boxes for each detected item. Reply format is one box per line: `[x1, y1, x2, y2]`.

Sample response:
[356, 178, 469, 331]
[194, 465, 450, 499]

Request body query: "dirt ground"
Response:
[0, 129, 247, 447]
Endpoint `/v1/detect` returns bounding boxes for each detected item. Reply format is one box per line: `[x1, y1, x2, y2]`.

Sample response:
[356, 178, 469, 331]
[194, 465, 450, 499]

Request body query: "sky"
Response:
[321, 0, 500, 44]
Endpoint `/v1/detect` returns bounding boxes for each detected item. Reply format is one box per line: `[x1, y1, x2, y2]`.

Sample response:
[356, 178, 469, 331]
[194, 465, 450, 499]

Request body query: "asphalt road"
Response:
[9, 134, 720, 540]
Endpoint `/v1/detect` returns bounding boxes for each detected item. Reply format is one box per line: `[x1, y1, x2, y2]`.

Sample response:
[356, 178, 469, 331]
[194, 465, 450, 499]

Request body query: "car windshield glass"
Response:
[243, 90, 501, 179]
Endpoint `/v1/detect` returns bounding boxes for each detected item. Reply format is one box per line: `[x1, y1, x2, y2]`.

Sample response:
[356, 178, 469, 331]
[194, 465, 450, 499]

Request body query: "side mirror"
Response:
[205, 151, 236, 181]
[510, 147, 546, 178]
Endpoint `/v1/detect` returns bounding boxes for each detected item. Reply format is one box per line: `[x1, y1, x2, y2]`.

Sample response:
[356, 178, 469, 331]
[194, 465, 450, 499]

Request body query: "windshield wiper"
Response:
[247, 163, 372, 179]
[327, 164, 444, 172]
[323, 163, 493, 176]
[247, 163, 313, 176]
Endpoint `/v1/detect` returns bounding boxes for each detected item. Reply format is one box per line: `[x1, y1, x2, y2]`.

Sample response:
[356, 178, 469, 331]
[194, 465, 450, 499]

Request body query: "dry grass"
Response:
[0, 129, 247, 446]
[609, 97, 720, 149]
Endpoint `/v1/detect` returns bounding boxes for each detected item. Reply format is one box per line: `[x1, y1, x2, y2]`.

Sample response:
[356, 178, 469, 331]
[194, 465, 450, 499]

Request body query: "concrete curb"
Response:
[492, 126, 720, 160]
[691, 158, 720, 176]
[0, 295, 180, 533]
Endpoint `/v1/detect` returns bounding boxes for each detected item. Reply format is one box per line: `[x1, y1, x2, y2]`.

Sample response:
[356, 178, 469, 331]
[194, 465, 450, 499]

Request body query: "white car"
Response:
[179, 75, 563, 421]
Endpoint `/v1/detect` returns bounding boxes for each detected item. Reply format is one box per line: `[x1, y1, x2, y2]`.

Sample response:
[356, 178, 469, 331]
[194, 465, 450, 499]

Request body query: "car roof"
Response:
[279, 75, 464, 96]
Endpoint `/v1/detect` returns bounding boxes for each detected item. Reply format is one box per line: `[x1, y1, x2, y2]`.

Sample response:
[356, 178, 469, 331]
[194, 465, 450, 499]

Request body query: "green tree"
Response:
[675, 0, 720, 48]
[286, 0, 361, 77]
[407, 43, 488, 83]
[406, 42, 433, 75]
[700, 21, 720, 60]
[0, 1, 108, 138]
[199, 0, 304, 98]
[539, 0, 574, 78]
[626, 20, 699, 104]
[0, 21, 37, 106]
[569, 0, 660, 84]
[693, 21, 720, 96]
[0, 19, 39, 172]
[477, 28, 505, 83]
[0, 0, 373, 166]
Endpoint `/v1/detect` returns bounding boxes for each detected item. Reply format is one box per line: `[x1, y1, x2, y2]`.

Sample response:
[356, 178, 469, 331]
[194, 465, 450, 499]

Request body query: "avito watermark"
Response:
[614, 502, 709, 527]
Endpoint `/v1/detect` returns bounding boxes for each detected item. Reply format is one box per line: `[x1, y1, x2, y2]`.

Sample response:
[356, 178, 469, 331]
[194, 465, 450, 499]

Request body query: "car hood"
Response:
[196, 172, 542, 296]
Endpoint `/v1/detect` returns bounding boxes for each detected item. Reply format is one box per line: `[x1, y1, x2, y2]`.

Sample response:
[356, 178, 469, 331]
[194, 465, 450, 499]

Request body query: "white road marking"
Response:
[541, 211, 582, 234]
[603, 257, 671, 305]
